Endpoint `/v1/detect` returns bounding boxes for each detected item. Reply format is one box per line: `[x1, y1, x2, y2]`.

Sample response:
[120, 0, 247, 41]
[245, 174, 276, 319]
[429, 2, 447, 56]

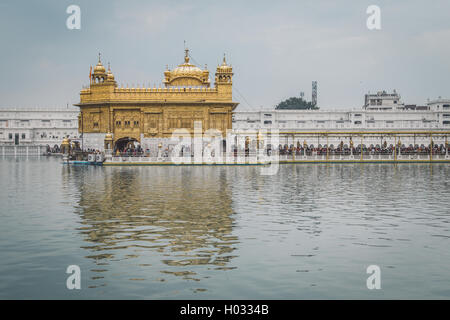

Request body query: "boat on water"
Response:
[62, 153, 105, 165]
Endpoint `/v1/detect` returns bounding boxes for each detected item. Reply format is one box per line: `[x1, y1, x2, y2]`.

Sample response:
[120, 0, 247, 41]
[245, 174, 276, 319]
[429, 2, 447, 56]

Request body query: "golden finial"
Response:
[98, 52, 102, 63]
[223, 53, 227, 65]
[184, 46, 190, 63]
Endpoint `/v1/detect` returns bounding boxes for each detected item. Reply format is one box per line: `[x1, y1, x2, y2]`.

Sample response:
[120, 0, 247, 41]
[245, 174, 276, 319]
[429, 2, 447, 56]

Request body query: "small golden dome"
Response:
[93, 53, 106, 74]
[61, 137, 70, 145]
[105, 133, 113, 139]
[217, 54, 232, 72]
[106, 63, 115, 80]
[94, 61, 105, 73]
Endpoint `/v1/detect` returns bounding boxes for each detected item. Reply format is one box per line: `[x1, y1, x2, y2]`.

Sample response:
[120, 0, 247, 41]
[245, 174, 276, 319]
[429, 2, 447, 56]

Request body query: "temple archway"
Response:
[114, 137, 138, 152]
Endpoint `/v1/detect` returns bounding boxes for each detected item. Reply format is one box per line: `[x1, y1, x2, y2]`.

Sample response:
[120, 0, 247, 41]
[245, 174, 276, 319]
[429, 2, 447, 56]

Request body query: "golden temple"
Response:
[76, 49, 238, 151]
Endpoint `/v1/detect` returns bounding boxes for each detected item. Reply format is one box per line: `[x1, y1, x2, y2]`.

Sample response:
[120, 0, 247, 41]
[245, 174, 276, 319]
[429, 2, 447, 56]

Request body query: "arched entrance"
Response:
[114, 137, 139, 152]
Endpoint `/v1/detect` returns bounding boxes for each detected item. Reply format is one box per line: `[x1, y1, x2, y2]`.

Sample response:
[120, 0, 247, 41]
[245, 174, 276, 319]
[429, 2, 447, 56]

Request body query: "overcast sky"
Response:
[0, 0, 449, 111]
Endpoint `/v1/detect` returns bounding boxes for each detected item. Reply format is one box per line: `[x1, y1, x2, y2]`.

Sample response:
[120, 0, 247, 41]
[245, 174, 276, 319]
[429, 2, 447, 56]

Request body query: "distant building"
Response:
[233, 91, 450, 147]
[232, 106, 447, 132]
[0, 107, 79, 146]
[427, 97, 450, 112]
[404, 105, 429, 111]
[363, 90, 404, 110]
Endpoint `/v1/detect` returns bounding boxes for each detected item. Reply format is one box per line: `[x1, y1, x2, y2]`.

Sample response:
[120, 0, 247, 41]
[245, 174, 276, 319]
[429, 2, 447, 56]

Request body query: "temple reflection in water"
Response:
[62, 165, 238, 284]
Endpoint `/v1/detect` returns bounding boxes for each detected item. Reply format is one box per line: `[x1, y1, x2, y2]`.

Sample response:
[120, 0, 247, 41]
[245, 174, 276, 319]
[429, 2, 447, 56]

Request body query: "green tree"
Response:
[275, 97, 319, 110]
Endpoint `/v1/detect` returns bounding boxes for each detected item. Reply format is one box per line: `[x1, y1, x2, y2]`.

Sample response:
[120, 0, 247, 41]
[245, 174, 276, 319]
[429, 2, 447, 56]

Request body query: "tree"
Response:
[275, 97, 319, 110]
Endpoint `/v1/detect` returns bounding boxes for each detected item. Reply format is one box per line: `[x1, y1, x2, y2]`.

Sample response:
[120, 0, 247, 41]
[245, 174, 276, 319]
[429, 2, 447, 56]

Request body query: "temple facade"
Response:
[76, 49, 238, 151]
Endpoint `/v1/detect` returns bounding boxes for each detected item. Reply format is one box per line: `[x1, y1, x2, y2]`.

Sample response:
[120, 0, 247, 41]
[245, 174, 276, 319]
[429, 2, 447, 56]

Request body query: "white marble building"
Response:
[0, 107, 79, 147]
[2, 91, 449, 153]
[232, 93, 450, 148]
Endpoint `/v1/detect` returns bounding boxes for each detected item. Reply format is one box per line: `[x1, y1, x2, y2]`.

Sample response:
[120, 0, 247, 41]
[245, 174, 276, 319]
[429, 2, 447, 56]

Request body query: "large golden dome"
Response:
[172, 62, 203, 78]
[164, 48, 210, 87]
[172, 49, 204, 77]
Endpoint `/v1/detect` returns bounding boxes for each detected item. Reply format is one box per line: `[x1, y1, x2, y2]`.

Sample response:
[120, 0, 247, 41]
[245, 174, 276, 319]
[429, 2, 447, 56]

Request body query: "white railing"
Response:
[1, 145, 44, 157]
[104, 150, 449, 164]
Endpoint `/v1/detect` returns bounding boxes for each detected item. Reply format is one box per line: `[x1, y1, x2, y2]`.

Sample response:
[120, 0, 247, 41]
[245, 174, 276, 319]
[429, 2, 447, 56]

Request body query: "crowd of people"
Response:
[114, 145, 146, 157]
[99, 142, 450, 158]
[275, 143, 448, 156]
[45, 144, 60, 154]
